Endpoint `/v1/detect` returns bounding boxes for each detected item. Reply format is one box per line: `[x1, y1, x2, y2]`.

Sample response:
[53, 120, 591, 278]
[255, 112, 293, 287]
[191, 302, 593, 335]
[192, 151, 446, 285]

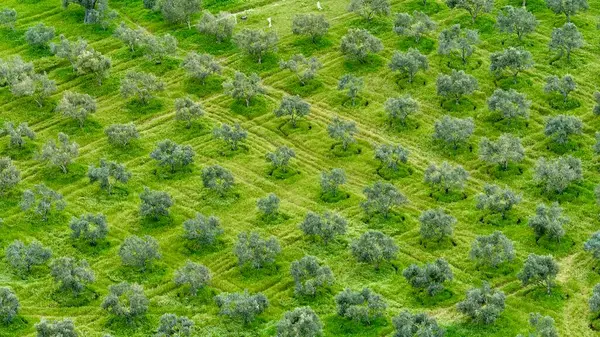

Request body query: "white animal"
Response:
[267, 17, 272, 28]
[317, 1, 323, 10]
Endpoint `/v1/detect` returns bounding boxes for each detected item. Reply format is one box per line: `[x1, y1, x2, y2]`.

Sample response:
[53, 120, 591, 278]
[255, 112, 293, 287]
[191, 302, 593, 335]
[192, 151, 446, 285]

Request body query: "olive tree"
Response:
[139, 187, 172, 220]
[389, 49, 428, 83]
[340, 28, 383, 63]
[490, 47, 533, 82]
[0, 122, 35, 148]
[277, 307, 323, 337]
[50, 257, 95, 295]
[436, 70, 478, 104]
[549, 23, 583, 63]
[150, 139, 195, 173]
[479, 134, 524, 169]
[213, 123, 248, 151]
[299, 211, 347, 245]
[438, 24, 479, 64]
[215, 290, 268, 325]
[546, 0, 588, 21]
[487, 88, 530, 124]
[424, 161, 469, 194]
[280, 55, 322, 86]
[457, 282, 505, 324]
[374, 144, 409, 171]
[25, 23, 55, 48]
[183, 213, 223, 246]
[470, 231, 515, 268]
[385, 96, 419, 125]
[545, 74, 576, 104]
[256, 193, 280, 219]
[201, 165, 234, 196]
[0, 157, 20, 195]
[0, 8, 17, 30]
[590, 284, 600, 315]
[223, 72, 265, 107]
[160, 0, 201, 29]
[21, 184, 66, 221]
[496, 6, 537, 40]
[156, 313, 194, 337]
[5, 239, 52, 275]
[517, 313, 558, 337]
[0, 55, 34, 86]
[584, 231, 600, 261]
[446, 0, 493, 23]
[290, 255, 334, 297]
[101, 282, 148, 323]
[35, 318, 77, 337]
[419, 208, 455, 242]
[544, 114, 582, 144]
[338, 74, 363, 106]
[476, 184, 521, 219]
[197, 11, 236, 42]
[361, 181, 407, 218]
[266, 146, 296, 173]
[174, 261, 211, 295]
[393, 11, 436, 42]
[88, 159, 130, 194]
[348, 0, 391, 21]
[142, 34, 177, 64]
[119, 235, 161, 271]
[74, 49, 111, 85]
[69, 213, 109, 245]
[534, 156, 582, 194]
[120, 70, 165, 104]
[62, 0, 114, 25]
[335, 288, 386, 324]
[10, 73, 57, 107]
[327, 116, 357, 151]
[432, 116, 475, 149]
[105, 123, 139, 147]
[234, 231, 281, 269]
[351, 230, 398, 269]
[274, 95, 310, 127]
[518, 254, 559, 294]
[0, 287, 19, 324]
[234, 28, 278, 63]
[593, 91, 600, 115]
[528, 202, 568, 243]
[182, 52, 221, 84]
[403, 258, 453, 296]
[291, 14, 329, 42]
[114, 23, 146, 52]
[56, 91, 96, 127]
[392, 311, 445, 337]
[320, 168, 346, 197]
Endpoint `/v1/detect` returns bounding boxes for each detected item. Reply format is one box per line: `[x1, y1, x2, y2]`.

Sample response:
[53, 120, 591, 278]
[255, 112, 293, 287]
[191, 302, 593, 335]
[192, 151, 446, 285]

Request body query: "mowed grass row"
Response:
[0, 0, 600, 336]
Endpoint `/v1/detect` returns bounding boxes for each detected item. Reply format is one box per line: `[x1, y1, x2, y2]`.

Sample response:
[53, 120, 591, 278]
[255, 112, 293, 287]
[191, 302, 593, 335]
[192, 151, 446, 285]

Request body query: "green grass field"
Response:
[1, 0, 600, 336]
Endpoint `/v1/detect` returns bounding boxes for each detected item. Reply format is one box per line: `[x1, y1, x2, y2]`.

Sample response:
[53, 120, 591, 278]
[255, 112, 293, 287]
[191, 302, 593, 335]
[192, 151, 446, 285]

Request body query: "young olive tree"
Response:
[340, 28, 383, 63]
[201, 165, 234, 196]
[392, 311, 445, 337]
[424, 161, 469, 194]
[338, 74, 363, 106]
[436, 70, 478, 104]
[50, 257, 95, 295]
[62, 0, 114, 25]
[0, 122, 35, 148]
[0, 287, 19, 324]
[266, 146, 296, 173]
[197, 11, 236, 42]
[277, 307, 323, 337]
[496, 6, 537, 40]
[101, 282, 148, 324]
[56, 91, 96, 127]
[120, 70, 165, 104]
[35, 318, 77, 337]
[183, 213, 223, 246]
[517, 313, 559, 337]
[419, 208, 455, 243]
[212, 123, 248, 151]
[25, 23, 55, 48]
[88, 159, 130, 194]
[590, 284, 600, 317]
[139, 187, 172, 220]
[20, 184, 66, 221]
[155, 313, 194, 337]
[0, 8, 17, 30]
[549, 23, 583, 63]
[69, 213, 109, 245]
[385, 96, 419, 125]
[291, 14, 329, 42]
[39, 132, 79, 173]
[584, 231, 600, 261]
[299, 211, 347, 245]
[5, 239, 52, 275]
[160, 0, 201, 29]
[223, 72, 265, 107]
[327, 116, 358, 151]
[0, 55, 34, 87]
[280, 54, 322, 86]
[389, 49, 428, 83]
[476, 184, 521, 219]
[544, 74, 576, 103]
[119, 235, 161, 271]
[518, 254, 559, 294]
[487, 88, 530, 124]
[490, 47, 533, 83]
[374, 144, 409, 171]
[361, 181, 407, 218]
[257, 193, 280, 219]
[10, 73, 57, 107]
[150, 139, 195, 173]
[479, 134, 524, 170]
[457, 282, 505, 324]
[432, 115, 475, 149]
[335, 288, 387, 324]
[74, 49, 111, 85]
[215, 290, 268, 325]
[348, 0, 391, 21]
[403, 258, 453, 296]
[234, 231, 281, 269]
[438, 24, 479, 64]
[446, 0, 493, 23]
[544, 114, 582, 144]
[234, 28, 278, 63]
[290, 255, 334, 297]
[114, 23, 146, 52]
[534, 156, 582, 194]
[174, 261, 211, 296]
[528, 202, 568, 243]
[182, 52, 221, 84]
[0, 157, 20, 195]
[351, 230, 398, 269]
[470, 231, 515, 268]
[546, 0, 588, 22]
[274, 95, 310, 127]
[105, 123, 139, 147]
[320, 168, 346, 197]
[393, 11, 436, 42]
[141, 34, 177, 64]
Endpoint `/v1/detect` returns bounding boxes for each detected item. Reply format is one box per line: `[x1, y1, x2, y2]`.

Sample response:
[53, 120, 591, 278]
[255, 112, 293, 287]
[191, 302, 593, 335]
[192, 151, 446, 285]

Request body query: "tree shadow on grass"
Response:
[230, 96, 269, 119]
[397, 36, 436, 54]
[104, 315, 153, 337]
[290, 36, 334, 56]
[52, 287, 99, 307]
[376, 165, 413, 180]
[40, 163, 87, 186]
[330, 143, 362, 158]
[183, 76, 223, 98]
[342, 55, 385, 75]
[110, 263, 168, 285]
[124, 99, 164, 116]
[323, 315, 388, 337]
